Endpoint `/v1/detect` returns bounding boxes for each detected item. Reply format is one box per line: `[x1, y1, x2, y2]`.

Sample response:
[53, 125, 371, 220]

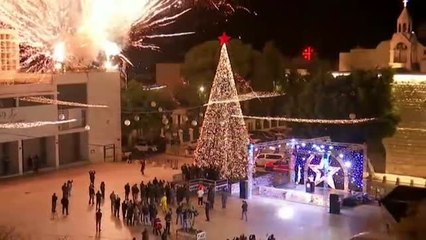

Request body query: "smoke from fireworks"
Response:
[0, 0, 194, 72]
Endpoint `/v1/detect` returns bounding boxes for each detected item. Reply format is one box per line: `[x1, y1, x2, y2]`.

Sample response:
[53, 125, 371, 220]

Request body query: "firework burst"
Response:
[0, 0, 194, 72]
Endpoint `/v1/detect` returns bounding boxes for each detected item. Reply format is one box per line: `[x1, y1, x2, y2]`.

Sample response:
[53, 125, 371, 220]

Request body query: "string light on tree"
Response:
[234, 115, 377, 125]
[194, 33, 249, 180]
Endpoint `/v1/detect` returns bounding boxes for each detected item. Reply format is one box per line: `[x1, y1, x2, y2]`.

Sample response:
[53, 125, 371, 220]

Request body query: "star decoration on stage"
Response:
[309, 159, 341, 189]
[218, 32, 231, 45]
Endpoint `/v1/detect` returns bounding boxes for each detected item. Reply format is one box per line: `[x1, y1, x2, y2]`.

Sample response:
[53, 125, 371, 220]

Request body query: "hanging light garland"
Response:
[20, 97, 108, 108]
[0, 119, 77, 129]
[204, 92, 283, 106]
[234, 115, 377, 124]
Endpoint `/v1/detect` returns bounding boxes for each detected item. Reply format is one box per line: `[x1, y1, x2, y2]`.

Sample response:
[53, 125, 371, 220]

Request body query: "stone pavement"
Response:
[0, 155, 387, 240]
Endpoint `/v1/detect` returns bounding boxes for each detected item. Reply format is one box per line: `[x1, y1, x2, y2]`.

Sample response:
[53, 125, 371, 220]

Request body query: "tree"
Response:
[194, 42, 249, 180]
[121, 80, 176, 146]
[182, 40, 258, 92]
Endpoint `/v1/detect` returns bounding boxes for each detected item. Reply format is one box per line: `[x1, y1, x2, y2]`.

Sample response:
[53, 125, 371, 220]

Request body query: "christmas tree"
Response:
[194, 33, 249, 180]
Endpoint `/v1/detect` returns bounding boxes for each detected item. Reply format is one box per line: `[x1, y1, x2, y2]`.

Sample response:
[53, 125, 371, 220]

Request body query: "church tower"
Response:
[390, 0, 417, 70]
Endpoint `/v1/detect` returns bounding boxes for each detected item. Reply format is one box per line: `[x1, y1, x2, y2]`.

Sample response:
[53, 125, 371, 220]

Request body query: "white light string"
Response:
[204, 92, 283, 106]
[0, 119, 77, 129]
[233, 115, 377, 124]
[20, 97, 108, 108]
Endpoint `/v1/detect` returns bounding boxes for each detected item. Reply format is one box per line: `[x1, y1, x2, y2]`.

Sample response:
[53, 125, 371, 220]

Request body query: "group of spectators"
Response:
[228, 234, 276, 240]
[181, 163, 221, 181]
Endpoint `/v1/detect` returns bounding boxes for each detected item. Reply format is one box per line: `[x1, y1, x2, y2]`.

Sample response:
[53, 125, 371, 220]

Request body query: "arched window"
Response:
[403, 23, 407, 32]
[398, 24, 401, 32]
[394, 42, 408, 63]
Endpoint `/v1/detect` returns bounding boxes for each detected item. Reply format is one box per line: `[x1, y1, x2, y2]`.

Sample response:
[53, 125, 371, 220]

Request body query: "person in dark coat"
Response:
[61, 197, 69, 215]
[95, 209, 102, 232]
[114, 196, 121, 218]
[221, 189, 228, 209]
[241, 200, 248, 222]
[89, 184, 95, 205]
[131, 184, 139, 201]
[100, 182, 105, 199]
[140, 181, 146, 203]
[96, 191, 102, 209]
[110, 191, 116, 213]
[61, 183, 68, 199]
[204, 201, 210, 221]
[89, 170, 96, 184]
[51, 193, 58, 214]
[66, 180, 73, 197]
[140, 159, 146, 175]
[122, 200, 127, 220]
[165, 209, 172, 235]
[124, 183, 130, 200]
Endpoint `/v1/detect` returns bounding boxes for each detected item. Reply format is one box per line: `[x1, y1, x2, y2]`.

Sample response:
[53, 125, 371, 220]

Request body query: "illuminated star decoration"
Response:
[403, 0, 409, 8]
[309, 155, 341, 189]
[218, 32, 231, 45]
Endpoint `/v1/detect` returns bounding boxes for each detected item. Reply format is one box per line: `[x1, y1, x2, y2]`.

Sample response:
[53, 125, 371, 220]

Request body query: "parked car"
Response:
[255, 153, 285, 167]
[134, 139, 158, 152]
[264, 160, 289, 173]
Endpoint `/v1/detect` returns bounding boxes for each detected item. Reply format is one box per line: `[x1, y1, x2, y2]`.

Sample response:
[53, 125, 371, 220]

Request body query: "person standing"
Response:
[61, 183, 68, 199]
[100, 182, 105, 199]
[221, 189, 228, 209]
[160, 194, 168, 213]
[142, 203, 150, 225]
[204, 201, 210, 222]
[89, 170, 96, 185]
[96, 190, 102, 209]
[114, 196, 121, 218]
[109, 191, 116, 213]
[241, 200, 248, 222]
[95, 209, 102, 232]
[122, 200, 127, 221]
[140, 159, 146, 175]
[89, 184, 95, 205]
[197, 187, 204, 206]
[66, 180, 73, 197]
[175, 203, 182, 225]
[51, 193, 58, 215]
[124, 183, 130, 200]
[61, 197, 69, 215]
[165, 209, 172, 235]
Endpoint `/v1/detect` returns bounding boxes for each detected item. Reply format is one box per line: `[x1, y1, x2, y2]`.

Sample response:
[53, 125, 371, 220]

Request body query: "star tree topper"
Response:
[218, 32, 231, 45]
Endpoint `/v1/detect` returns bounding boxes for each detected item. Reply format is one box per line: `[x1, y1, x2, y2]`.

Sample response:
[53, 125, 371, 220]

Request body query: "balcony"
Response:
[58, 108, 86, 131]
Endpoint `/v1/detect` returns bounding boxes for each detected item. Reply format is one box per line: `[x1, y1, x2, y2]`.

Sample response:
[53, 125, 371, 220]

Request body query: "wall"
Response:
[383, 80, 426, 177]
[0, 141, 19, 175]
[0, 105, 58, 143]
[22, 137, 55, 171]
[58, 132, 86, 165]
[86, 72, 122, 162]
[338, 41, 390, 71]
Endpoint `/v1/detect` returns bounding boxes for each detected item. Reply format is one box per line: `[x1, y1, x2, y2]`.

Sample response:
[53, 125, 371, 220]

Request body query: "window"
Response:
[394, 42, 408, 63]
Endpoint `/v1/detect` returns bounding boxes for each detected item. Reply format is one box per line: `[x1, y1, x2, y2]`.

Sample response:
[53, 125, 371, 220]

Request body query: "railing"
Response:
[58, 108, 86, 131]
[187, 178, 228, 192]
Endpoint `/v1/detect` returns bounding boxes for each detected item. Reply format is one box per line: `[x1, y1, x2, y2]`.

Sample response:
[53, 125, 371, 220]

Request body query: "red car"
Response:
[264, 160, 290, 173]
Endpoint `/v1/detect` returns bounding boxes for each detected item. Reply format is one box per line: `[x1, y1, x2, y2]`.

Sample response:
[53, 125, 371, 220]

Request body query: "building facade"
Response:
[339, 3, 426, 73]
[0, 71, 122, 177]
[337, 2, 426, 177]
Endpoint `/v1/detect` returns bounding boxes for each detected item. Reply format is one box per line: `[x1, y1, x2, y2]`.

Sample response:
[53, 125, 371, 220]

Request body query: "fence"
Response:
[187, 178, 229, 192]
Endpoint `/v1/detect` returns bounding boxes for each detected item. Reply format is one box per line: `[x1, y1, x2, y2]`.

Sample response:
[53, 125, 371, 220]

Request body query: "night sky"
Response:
[129, 0, 426, 72]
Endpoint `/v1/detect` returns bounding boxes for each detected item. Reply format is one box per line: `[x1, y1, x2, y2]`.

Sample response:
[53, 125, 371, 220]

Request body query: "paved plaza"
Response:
[0, 155, 387, 240]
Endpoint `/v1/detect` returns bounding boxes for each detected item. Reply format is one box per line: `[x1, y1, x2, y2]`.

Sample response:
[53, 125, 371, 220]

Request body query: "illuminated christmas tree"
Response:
[194, 33, 249, 180]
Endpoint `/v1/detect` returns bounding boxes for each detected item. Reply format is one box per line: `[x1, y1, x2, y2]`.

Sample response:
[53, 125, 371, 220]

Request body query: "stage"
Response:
[258, 184, 350, 207]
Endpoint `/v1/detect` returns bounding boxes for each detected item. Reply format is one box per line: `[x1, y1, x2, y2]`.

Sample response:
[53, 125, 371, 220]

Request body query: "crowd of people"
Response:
[181, 163, 221, 181]
[228, 234, 276, 240]
[48, 160, 274, 240]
